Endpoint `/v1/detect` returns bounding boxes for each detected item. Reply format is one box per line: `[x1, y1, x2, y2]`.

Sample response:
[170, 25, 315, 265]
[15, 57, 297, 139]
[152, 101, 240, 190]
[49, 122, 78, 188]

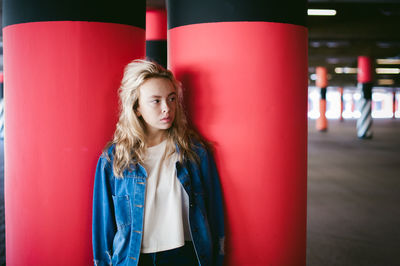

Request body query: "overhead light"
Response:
[335, 67, 357, 74]
[376, 59, 400, 65]
[310, 41, 321, 48]
[308, 9, 337, 16]
[377, 79, 394, 86]
[376, 68, 400, 74]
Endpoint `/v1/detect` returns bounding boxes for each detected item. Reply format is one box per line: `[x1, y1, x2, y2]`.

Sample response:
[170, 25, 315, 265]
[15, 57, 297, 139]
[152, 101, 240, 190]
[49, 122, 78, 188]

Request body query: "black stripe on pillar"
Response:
[3, 0, 145, 28]
[146, 40, 167, 68]
[320, 87, 327, 100]
[361, 82, 373, 100]
[167, 0, 307, 29]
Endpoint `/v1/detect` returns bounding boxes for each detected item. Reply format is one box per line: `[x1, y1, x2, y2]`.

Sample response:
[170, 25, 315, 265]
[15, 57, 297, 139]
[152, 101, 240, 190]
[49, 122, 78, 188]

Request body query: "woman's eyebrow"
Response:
[148, 92, 176, 98]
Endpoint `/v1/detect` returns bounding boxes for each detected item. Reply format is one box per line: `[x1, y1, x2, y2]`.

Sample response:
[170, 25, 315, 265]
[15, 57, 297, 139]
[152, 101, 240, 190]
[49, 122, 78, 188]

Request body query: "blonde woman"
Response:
[92, 60, 224, 266]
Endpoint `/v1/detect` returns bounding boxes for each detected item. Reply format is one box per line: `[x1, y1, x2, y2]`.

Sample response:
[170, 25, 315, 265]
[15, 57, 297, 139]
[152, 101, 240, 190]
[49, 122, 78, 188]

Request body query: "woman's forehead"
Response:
[140, 78, 175, 96]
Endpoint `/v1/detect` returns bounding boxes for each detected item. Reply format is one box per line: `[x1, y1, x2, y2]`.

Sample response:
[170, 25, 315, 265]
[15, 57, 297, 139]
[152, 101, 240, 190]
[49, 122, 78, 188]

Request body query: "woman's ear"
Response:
[135, 107, 141, 117]
[134, 100, 141, 117]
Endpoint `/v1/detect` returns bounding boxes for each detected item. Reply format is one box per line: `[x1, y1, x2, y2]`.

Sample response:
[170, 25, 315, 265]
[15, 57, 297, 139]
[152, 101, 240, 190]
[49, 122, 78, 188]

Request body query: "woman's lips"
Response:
[161, 117, 172, 122]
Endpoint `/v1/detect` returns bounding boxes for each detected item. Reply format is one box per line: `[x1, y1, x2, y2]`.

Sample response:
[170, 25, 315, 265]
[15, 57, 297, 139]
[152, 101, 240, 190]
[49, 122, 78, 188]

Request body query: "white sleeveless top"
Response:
[141, 140, 191, 253]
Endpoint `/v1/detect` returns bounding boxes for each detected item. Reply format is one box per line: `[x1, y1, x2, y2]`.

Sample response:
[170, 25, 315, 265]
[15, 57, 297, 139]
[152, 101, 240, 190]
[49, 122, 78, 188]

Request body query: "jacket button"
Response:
[190, 203, 194, 208]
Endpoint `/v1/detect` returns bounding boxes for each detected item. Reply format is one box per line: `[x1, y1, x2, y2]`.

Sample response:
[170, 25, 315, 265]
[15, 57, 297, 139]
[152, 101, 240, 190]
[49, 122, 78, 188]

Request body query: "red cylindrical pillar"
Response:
[0, 72, 3, 138]
[396, 90, 399, 119]
[358, 56, 373, 83]
[146, 9, 167, 68]
[357, 56, 373, 139]
[3, 1, 145, 265]
[168, 1, 308, 265]
[393, 89, 396, 119]
[316, 67, 328, 131]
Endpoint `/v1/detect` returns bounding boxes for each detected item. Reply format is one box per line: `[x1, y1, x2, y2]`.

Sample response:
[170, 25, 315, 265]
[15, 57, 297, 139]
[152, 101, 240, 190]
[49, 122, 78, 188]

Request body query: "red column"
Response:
[168, 0, 308, 265]
[316, 66, 328, 131]
[393, 90, 396, 119]
[356, 56, 373, 139]
[146, 9, 167, 68]
[0, 72, 3, 138]
[396, 91, 399, 118]
[3, 0, 145, 265]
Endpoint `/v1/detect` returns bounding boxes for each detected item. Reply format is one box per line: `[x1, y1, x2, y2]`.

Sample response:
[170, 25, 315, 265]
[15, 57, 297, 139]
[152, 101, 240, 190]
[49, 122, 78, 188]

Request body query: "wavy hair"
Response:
[104, 59, 202, 177]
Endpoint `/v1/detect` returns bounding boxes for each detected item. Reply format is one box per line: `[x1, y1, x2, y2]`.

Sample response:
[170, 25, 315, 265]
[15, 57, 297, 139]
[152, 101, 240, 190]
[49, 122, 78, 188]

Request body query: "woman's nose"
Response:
[162, 101, 170, 113]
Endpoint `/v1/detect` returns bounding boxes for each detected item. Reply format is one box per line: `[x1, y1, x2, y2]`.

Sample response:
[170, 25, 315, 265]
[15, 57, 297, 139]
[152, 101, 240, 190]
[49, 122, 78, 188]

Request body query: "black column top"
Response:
[3, 0, 146, 28]
[167, 0, 307, 29]
[361, 82, 373, 100]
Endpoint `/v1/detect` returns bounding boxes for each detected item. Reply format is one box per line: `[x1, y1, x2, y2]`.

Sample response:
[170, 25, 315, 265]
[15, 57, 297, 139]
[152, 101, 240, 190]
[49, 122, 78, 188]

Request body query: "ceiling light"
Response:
[376, 59, 400, 65]
[335, 67, 357, 74]
[377, 79, 394, 86]
[376, 68, 400, 74]
[307, 9, 337, 16]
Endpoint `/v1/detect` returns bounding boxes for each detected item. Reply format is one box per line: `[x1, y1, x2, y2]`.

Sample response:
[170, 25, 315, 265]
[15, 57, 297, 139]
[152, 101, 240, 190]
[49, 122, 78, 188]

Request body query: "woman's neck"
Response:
[146, 130, 167, 147]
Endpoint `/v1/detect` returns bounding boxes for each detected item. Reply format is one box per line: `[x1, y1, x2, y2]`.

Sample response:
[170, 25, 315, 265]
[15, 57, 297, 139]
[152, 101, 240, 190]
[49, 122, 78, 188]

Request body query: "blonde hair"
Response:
[105, 59, 202, 177]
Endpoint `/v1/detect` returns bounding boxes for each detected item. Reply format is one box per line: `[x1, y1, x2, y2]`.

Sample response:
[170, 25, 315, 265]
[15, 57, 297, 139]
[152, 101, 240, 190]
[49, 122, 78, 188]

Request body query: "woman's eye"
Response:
[151, 99, 160, 104]
[169, 97, 176, 102]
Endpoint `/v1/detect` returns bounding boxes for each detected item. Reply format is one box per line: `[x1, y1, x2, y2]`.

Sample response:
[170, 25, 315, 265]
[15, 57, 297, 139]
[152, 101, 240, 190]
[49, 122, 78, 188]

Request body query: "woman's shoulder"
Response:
[189, 137, 213, 158]
[98, 143, 115, 163]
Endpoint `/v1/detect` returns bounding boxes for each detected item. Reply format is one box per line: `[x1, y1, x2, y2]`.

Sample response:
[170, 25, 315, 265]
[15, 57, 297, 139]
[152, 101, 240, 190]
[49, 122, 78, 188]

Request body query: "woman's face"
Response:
[136, 77, 177, 137]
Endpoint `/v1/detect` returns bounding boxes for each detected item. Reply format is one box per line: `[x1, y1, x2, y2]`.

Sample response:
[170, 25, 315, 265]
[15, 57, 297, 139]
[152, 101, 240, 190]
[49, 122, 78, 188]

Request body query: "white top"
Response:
[141, 140, 191, 253]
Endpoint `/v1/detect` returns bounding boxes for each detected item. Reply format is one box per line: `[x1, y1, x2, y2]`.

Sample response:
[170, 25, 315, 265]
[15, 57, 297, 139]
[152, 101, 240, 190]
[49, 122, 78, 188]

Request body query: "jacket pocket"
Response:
[112, 195, 132, 229]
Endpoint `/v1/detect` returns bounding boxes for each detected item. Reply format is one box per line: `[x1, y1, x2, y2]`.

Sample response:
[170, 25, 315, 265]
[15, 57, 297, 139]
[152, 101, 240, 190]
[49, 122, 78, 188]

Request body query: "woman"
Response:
[92, 59, 224, 266]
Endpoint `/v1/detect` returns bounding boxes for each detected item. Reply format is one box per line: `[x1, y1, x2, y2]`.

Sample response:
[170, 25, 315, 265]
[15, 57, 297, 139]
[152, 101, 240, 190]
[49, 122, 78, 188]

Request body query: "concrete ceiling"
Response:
[1, 0, 400, 88]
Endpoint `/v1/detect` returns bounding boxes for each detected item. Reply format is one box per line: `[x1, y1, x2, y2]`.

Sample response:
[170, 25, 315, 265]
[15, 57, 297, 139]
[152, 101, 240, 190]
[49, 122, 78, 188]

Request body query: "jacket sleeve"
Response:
[199, 147, 225, 266]
[92, 155, 117, 266]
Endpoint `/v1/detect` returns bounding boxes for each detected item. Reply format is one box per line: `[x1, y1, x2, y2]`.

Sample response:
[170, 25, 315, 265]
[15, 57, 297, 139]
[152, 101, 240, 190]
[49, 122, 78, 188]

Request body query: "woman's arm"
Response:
[199, 147, 225, 266]
[92, 156, 117, 266]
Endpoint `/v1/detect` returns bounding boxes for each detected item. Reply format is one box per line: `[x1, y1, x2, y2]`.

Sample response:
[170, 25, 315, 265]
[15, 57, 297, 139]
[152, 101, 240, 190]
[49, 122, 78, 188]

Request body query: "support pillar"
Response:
[3, 0, 145, 265]
[316, 67, 328, 131]
[393, 89, 397, 119]
[339, 87, 344, 121]
[357, 56, 373, 139]
[0, 72, 3, 139]
[167, 1, 308, 265]
[146, 9, 167, 68]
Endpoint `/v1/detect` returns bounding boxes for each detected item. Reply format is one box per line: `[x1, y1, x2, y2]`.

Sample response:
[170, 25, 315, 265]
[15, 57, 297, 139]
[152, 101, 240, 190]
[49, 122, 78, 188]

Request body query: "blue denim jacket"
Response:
[92, 142, 225, 266]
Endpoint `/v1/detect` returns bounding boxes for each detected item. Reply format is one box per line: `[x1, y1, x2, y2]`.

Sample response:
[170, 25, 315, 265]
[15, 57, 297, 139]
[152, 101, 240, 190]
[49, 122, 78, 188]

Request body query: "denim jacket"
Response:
[92, 142, 225, 266]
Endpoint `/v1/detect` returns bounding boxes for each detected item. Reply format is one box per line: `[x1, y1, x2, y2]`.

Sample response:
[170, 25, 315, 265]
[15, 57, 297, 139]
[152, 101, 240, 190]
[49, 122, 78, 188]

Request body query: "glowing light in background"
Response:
[326, 90, 341, 119]
[376, 58, 400, 65]
[372, 89, 395, 118]
[335, 67, 358, 74]
[353, 92, 361, 101]
[308, 87, 398, 119]
[342, 91, 353, 118]
[308, 87, 320, 119]
[377, 79, 394, 86]
[376, 68, 400, 74]
[308, 9, 337, 16]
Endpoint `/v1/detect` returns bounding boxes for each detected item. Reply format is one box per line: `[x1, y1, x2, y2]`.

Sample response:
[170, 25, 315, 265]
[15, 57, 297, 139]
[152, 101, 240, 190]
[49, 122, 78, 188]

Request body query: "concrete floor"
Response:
[307, 119, 400, 266]
[0, 119, 399, 265]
